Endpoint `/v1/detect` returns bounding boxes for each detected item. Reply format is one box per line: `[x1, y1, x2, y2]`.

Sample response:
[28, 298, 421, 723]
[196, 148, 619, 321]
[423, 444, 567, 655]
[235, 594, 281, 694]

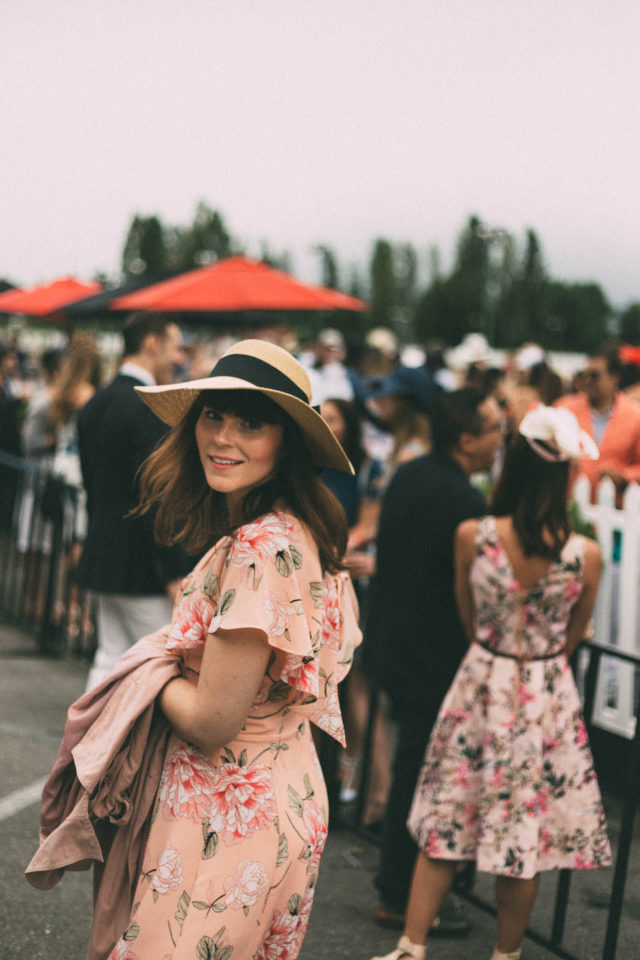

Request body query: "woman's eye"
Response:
[203, 409, 222, 421]
[242, 418, 264, 430]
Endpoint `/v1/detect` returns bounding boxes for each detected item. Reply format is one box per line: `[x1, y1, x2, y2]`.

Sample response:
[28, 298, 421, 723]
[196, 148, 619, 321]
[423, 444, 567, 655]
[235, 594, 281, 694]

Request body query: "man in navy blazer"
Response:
[77, 312, 190, 690]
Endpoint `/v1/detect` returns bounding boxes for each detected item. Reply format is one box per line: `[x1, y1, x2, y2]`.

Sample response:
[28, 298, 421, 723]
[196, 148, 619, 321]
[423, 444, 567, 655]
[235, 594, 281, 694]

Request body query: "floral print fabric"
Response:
[109, 511, 361, 959]
[407, 516, 611, 879]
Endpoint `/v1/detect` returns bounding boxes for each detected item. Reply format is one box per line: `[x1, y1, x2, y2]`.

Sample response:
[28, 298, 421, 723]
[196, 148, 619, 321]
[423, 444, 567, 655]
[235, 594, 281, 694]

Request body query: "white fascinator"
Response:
[519, 405, 599, 462]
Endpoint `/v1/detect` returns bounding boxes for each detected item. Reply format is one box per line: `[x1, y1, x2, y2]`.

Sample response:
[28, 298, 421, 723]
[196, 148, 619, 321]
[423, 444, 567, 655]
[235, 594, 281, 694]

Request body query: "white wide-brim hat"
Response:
[519, 404, 599, 462]
[136, 339, 354, 474]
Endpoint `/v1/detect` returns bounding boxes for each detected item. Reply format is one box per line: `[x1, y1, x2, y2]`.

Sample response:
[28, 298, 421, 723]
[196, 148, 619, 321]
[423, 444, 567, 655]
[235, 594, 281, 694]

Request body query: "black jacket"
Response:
[76, 374, 190, 595]
[365, 451, 486, 710]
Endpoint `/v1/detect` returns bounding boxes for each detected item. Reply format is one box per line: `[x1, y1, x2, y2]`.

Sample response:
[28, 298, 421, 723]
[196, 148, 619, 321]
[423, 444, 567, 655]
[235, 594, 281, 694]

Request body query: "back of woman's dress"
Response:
[108, 511, 361, 960]
[408, 515, 611, 879]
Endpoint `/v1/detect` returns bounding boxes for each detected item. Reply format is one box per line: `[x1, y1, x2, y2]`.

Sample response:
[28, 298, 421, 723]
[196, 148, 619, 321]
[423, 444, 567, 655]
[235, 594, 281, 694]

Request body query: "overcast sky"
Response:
[3, 0, 640, 308]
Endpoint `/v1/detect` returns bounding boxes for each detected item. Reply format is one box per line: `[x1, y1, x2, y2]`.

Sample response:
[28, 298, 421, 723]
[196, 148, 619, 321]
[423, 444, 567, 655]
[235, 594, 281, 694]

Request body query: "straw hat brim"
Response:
[136, 376, 354, 474]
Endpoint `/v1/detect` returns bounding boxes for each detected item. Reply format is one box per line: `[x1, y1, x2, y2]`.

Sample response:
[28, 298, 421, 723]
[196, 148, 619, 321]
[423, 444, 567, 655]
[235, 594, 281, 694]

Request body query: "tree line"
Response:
[120, 203, 640, 352]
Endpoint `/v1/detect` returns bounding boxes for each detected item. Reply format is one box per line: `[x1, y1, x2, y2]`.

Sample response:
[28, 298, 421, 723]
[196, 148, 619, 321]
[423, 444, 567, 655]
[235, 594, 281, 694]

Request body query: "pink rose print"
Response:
[575, 720, 589, 747]
[540, 827, 554, 855]
[311, 694, 345, 743]
[159, 741, 217, 820]
[289, 886, 316, 956]
[152, 845, 183, 894]
[464, 801, 478, 828]
[265, 590, 300, 639]
[453, 763, 471, 788]
[109, 942, 138, 960]
[425, 828, 441, 857]
[230, 513, 296, 582]
[518, 682, 536, 705]
[223, 858, 270, 909]
[167, 593, 220, 651]
[208, 763, 277, 845]
[565, 579, 582, 603]
[321, 576, 341, 650]
[256, 907, 301, 960]
[575, 853, 594, 869]
[302, 802, 328, 876]
[281, 651, 318, 695]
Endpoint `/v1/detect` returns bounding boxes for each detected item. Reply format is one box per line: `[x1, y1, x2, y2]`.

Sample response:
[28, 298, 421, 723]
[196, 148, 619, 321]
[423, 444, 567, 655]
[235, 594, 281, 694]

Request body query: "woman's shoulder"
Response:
[456, 515, 485, 543]
[232, 509, 303, 543]
[572, 532, 601, 566]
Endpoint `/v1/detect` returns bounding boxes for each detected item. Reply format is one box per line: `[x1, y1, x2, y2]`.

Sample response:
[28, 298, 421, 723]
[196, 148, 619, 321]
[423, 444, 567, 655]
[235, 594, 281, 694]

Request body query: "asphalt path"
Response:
[1, 622, 637, 960]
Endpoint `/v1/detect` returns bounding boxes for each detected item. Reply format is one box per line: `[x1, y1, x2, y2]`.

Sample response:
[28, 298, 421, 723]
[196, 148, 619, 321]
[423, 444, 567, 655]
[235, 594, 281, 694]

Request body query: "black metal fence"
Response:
[354, 644, 640, 960]
[0, 451, 96, 658]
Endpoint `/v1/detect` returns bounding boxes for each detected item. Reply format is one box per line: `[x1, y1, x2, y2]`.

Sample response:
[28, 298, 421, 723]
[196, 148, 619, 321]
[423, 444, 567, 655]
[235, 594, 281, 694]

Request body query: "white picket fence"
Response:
[573, 474, 640, 739]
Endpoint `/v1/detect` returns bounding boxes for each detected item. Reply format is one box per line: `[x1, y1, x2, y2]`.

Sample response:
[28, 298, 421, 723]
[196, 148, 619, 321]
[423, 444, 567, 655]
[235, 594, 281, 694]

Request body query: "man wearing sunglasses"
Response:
[558, 347, 640, 502]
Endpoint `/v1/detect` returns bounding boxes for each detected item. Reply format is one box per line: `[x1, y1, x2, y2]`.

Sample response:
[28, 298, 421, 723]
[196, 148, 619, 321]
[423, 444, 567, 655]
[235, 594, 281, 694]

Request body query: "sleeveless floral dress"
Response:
[108, 511, 361, 960]
[407, 516, 611, 879]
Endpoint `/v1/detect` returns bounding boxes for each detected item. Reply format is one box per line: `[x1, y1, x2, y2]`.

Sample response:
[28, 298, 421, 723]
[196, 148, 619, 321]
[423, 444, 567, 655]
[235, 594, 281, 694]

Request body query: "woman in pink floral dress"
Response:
[107, 340, 361, 960]
[373, 406, 611, 960]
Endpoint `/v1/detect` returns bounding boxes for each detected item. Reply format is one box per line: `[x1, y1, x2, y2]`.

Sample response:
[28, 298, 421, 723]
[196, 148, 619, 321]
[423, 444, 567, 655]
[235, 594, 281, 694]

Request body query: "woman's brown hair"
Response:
[49, 332, 102, 426]
[135, 390, 348, 572]
[489, 433, 571, 558]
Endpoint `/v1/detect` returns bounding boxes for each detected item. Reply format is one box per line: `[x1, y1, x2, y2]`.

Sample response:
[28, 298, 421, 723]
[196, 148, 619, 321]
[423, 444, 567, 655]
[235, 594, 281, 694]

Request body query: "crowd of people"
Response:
[4, 316, 635, 957]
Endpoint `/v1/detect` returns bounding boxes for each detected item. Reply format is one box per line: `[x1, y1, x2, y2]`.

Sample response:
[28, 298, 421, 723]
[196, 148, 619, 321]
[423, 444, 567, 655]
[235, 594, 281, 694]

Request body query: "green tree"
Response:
[369, 238, 397, 328]
[314, 245, 340, 289]
[543, 281, 610, 352]
[494, 229, 546, 348]
[173, 203, 233, 271]
[414, 216, 491, 345]
[620, 303, 640, 344]
[121, 215, 169, 278]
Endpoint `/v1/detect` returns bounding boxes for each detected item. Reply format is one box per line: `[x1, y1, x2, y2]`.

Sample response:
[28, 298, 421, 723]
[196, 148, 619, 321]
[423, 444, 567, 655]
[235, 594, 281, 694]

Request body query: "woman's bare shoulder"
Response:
[456, 517, 481, 555]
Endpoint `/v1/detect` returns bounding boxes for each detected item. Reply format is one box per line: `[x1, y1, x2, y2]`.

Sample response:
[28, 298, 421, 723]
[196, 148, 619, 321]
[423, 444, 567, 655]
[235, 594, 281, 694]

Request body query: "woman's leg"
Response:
[373, 854, 460, 959]
[403, 854, 459, 945]
[494, 874, 539, 954]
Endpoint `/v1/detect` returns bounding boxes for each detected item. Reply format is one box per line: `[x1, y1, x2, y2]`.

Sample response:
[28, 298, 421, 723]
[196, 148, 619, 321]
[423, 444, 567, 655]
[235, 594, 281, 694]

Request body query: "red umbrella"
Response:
[110, 256, 367, 313]
[0, 276, 102, 317]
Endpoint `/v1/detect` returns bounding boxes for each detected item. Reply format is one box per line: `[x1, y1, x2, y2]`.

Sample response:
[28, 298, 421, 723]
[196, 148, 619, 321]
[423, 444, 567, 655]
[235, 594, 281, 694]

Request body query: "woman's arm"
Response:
[159, 628, 272, 755]
[565, 539, 602, 657]
[454, 519, 478, 644]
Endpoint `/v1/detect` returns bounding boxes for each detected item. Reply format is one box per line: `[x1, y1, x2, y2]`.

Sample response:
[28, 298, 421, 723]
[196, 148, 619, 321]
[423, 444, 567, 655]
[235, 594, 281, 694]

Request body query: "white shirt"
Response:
[119, 362, 156, 387]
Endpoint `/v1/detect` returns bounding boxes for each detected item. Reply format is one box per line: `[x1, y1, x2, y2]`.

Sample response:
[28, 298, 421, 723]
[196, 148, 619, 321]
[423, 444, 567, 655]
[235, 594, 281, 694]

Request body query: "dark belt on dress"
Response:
[474, 639, 565, 662]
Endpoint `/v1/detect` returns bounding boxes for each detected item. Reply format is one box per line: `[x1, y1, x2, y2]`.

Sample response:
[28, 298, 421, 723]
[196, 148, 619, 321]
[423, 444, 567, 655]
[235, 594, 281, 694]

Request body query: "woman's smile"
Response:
[195, 406, 283, 519]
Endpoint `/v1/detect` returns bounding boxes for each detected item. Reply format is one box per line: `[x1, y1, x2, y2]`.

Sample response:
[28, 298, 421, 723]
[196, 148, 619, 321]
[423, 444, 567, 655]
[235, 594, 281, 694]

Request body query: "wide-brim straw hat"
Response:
[136, 339, 354, 474]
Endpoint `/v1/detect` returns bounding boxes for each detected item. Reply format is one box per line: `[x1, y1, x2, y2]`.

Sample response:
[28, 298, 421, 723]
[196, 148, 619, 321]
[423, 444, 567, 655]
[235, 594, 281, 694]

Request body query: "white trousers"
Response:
[84, 592, 173, 692]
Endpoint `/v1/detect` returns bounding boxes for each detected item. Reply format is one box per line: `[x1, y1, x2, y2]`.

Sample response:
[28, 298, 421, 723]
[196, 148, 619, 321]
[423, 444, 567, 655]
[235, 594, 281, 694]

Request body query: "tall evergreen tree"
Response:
[620, 304, 640, 344]
[369, 238, 397, 328]
[121, 215, 168, 278]
[174, 203, 233, 271]
[314, 245, 340, 289]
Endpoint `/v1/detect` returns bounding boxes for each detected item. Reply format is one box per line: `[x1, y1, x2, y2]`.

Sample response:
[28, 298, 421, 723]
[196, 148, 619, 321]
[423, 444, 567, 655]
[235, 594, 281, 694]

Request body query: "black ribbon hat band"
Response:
[209, 354, 308, 403]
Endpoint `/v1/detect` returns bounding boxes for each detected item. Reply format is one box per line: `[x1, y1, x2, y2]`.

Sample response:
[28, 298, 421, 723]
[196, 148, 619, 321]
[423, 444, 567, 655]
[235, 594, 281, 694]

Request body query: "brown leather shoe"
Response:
[374, 897, 471, 938]
[374, 905, 405, 929]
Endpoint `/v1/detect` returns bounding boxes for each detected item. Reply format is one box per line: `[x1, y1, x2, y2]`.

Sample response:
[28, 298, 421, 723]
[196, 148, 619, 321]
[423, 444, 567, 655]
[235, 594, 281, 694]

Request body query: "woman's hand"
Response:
[344, 549, 376, 578]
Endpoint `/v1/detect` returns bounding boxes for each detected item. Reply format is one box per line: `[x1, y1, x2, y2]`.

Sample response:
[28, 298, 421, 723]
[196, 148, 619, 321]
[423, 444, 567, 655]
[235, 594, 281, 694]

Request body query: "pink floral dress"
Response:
[407, 515, 611, 879]
[108, 511, 361, 960]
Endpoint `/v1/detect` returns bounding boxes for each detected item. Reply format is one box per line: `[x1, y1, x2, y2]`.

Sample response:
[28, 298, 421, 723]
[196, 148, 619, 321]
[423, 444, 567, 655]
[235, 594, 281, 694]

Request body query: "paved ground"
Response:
[1, 620, 638, 960]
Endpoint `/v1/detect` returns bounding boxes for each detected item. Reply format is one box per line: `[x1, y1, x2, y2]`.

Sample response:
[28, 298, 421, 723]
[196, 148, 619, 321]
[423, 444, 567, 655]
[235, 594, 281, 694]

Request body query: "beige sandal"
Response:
[490, 948, 522, 960]
[371, 934, 427, 960]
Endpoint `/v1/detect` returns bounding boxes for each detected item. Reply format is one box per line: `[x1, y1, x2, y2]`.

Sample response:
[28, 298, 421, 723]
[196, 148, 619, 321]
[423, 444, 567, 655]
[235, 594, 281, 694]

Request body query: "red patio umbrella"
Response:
[110, 256, 367, 313]
[0, 276, 102, 317]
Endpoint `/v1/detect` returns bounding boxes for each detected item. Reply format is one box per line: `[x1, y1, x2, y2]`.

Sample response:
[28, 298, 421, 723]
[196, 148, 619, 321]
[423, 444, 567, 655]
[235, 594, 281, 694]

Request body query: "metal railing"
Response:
[0, 451, 96, 658]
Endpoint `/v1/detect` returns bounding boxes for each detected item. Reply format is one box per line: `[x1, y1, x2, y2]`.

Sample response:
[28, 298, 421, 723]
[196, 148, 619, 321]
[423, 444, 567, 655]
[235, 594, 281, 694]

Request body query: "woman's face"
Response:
[320, 401, 347, 443]
[195, 403, 284, 521]
[372, 394, 399, 424]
